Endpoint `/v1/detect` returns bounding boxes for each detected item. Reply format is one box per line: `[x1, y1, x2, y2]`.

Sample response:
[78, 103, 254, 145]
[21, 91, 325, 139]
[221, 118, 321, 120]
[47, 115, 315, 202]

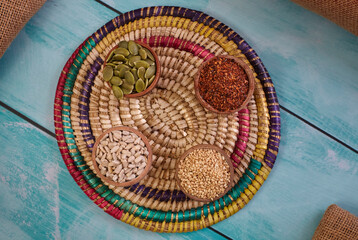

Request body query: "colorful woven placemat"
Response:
[54, 6, 281, 232]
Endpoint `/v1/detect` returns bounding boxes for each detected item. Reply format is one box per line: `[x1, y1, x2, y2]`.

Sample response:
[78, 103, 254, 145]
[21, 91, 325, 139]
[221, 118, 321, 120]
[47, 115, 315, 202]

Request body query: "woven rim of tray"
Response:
[53, 6, 281, 233]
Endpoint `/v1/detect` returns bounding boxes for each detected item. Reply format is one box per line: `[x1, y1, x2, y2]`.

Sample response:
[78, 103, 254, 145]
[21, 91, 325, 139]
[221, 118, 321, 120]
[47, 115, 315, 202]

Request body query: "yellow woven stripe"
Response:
[245, 188, 254, 200]
[152, 221, 160, 232]
[173, 221, 178, 233]
[252, 179, 262, 189]
[121, 212, 130, 222]
[179, 222, 184, 232]
[207, 213, 214, 225]
[145, 221, 152, 231]
[248, 184, 258, 194]
[168, 222, 173, 233]
[126, 214, 134, 225]
[213, 212, 220, 224]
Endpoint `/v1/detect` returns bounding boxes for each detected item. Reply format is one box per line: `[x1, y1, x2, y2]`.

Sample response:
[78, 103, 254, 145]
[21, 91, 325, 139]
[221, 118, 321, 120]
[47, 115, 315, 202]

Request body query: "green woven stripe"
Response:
[245, 169, 255, 180]
[153, 211, 162, 222]
[115, 198, 125, 208]
[165, 210, 172, 222]
[146, 210, 155, 221]
[209, 203, 215, 215]
[110, 195, 121, 205]
[184, 210, 190, 221]
[177, 211, 184, 222]
[96, 185, 107, 194]
[129, 204, 137, 214]
[203, 206, 209, 217]
[134, 206, 144, 217]
[101, 189, 112, 198]
[250, 158, 262, 169]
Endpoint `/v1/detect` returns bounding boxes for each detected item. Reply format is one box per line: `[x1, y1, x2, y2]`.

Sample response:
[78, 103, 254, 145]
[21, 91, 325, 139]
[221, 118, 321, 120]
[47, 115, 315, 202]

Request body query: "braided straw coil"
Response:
[54, 6, 281, 232]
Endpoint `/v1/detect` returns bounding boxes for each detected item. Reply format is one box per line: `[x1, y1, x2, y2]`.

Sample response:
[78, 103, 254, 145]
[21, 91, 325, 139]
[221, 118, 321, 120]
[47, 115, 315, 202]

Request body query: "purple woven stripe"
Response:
[105, 19, 116, 32]
[78, 56, 104, 151]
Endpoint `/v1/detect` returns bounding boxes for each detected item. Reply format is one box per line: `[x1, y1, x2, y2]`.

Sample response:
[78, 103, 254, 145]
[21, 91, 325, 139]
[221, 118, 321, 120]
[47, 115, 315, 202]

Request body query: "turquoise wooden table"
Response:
[1, 0, 357, 239]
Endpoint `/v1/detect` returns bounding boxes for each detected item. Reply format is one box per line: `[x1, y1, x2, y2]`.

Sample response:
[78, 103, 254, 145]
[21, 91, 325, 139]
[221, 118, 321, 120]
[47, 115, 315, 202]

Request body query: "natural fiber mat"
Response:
[54, 6, 281, 232]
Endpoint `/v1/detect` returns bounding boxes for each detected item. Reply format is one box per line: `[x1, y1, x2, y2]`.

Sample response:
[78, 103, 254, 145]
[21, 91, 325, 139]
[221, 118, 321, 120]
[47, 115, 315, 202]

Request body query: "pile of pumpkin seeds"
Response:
[103, 40, 156, 99]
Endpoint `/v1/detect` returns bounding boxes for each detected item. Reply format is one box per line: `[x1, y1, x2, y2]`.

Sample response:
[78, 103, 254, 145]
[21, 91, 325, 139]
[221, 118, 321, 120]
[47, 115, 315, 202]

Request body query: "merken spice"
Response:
[177, 148, 231, 200]
[198, 57, 249, 112]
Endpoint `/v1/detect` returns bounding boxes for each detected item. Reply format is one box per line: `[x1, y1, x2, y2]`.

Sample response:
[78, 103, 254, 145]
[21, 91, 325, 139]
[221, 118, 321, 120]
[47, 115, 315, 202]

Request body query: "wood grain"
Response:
[0, 0, 118, 132]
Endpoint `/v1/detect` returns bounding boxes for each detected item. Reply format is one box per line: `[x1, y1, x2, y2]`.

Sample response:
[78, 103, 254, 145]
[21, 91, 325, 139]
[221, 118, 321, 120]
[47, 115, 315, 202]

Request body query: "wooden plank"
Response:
[100, 0, 358, 149]
[0, 106, 225, 240]
[0, 0, 118, 132]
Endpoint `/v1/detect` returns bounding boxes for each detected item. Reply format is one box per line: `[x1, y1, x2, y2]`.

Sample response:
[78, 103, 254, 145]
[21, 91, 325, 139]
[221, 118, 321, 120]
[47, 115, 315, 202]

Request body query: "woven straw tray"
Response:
[54, 6, 281, 233]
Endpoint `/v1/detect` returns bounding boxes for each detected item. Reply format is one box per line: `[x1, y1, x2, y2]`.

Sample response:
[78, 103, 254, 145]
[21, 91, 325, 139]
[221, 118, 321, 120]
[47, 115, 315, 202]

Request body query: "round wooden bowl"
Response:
[175, 144, 234, 202]
[91, 126, 153, 187]
[103, 40, 161, 98]
[194, 55, 255, 114]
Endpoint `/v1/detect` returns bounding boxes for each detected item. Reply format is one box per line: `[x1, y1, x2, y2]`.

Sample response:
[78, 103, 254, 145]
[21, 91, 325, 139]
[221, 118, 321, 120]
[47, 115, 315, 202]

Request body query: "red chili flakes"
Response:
[198, 57, 249, 112]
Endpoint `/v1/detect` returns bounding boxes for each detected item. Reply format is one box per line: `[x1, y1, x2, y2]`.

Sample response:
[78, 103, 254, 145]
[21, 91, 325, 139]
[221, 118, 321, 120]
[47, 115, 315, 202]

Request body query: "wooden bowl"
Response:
[91, 126, 152, 187]
[194, 55, 255, 114]
[175, 144, 234, 202]
[103, 40, 161, 98]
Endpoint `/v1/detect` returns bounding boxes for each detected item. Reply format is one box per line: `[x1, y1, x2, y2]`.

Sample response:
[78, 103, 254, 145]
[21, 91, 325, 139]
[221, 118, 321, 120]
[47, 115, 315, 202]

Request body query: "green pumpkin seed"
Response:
[103, 66, 113, 82]
[121, 84, 134, 94]
[134, 60, 150, 69]
[111, 61, 124, 65]
[137, 67, 146, 80]
[145, 65, 156, 79]
[114, 47, 130, 56]
[144, 59, 155, 66]
[139, 48, 147, 59]
[112, 54, 126, 61]
[114, 70, 120, 76]
[137, 43, 143, 49]
[135, 79, 146, 93]
[145, 48, 155, 61]
[106, 51, 115, 62]
[118, 67, 127, 78]
[128, 56, 141, 67]
[124, 71, 135, 84]
[118, 41, 128, 49]
[106, 63, 116, 68]
[128, 41, 138, 55]
[112, 86, 123, 99]
[116, 64, 130, 71]
[148, 75, 155, 85]
[131, 68, 138, 81]
[145, 78, 149, 88]
[110, 76, 123, 86]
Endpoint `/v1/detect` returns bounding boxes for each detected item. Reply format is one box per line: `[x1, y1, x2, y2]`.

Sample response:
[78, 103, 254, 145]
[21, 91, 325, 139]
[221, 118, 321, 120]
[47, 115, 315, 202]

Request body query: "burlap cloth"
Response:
[0, 0, 46, 58]
[313, 204, 358, 240]
[292, 0, 358, 36]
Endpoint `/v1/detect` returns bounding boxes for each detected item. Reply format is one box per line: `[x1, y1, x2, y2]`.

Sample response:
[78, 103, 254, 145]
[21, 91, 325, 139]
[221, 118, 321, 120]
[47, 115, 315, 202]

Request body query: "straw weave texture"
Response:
[54, 6, 281, 232]
[313, 204, 358, 240]
[292, 0, 358, 36]
[0, 0, 46, 58]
